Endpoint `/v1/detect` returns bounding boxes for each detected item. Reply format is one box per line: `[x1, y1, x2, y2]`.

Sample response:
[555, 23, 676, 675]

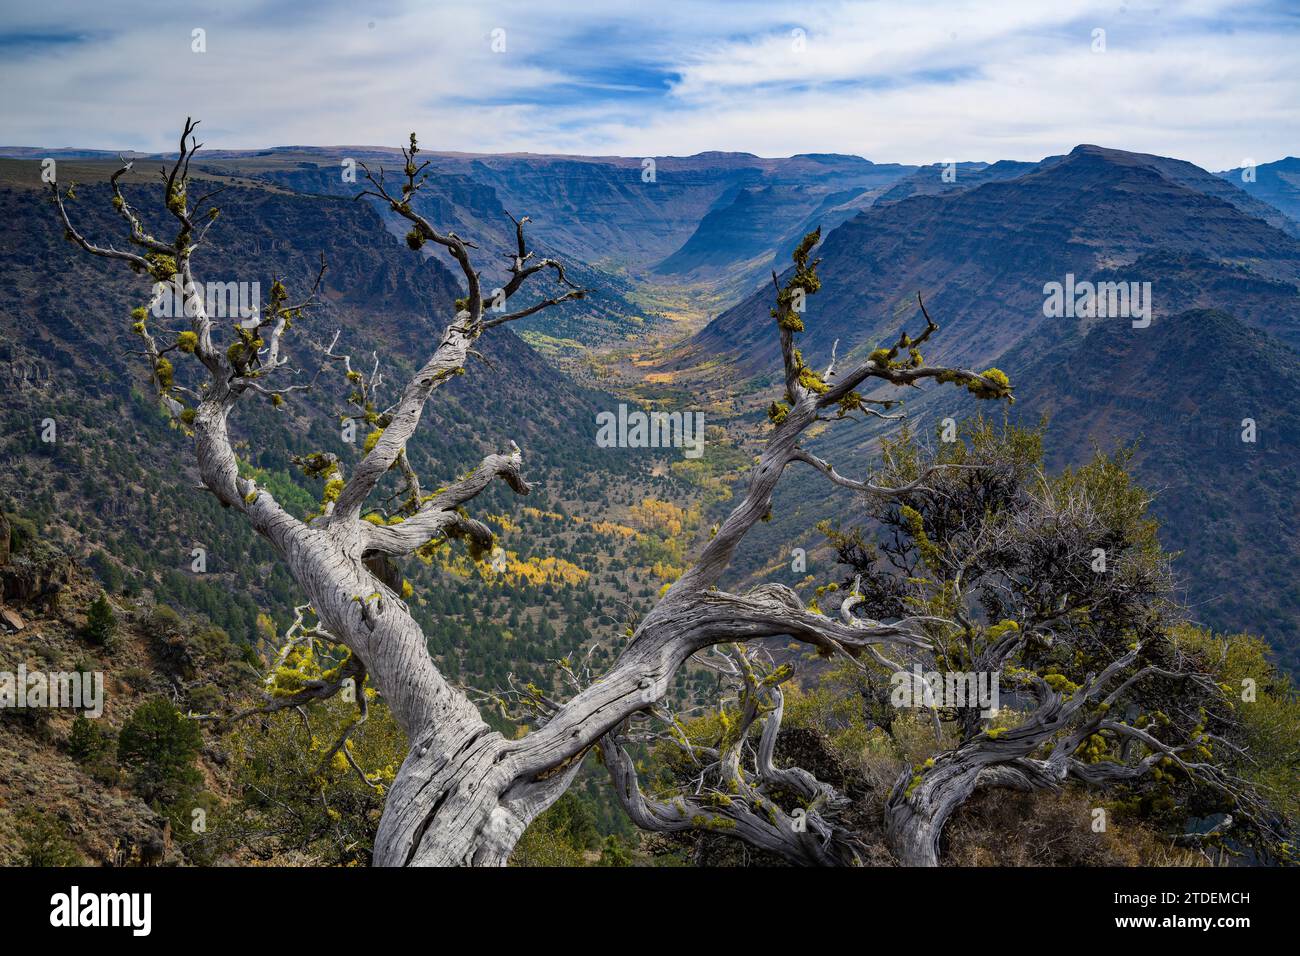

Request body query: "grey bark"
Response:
[51, 126, 1017, 866]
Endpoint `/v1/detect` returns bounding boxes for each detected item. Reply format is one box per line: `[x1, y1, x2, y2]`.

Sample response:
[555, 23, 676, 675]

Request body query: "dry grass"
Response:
[944, 788, 1207, 867]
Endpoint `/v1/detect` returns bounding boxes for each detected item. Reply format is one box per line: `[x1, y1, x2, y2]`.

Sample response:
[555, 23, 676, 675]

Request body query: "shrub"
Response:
[117, 697, 204, 805]
[223, 694, 405, 865]
[84, 591, 117, 646]
[66, 714, 110, 762]
[15, 808, 82, 866]
[120, 666, 153, 692]
[511, 791, 602, 866]
[186, 683, 223, 715]
[146, 604, 183, 640]
[596, 834, 633, 867]
[6, 513, 39, 554]
[193, 625, 232, 660]
[87, 550, 124, 593]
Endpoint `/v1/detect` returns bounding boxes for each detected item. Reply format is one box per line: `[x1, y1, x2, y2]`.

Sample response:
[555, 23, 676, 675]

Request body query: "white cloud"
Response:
[0, 0, 1295, 168]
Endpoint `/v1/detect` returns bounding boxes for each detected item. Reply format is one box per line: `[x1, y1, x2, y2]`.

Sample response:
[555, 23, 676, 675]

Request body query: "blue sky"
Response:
[1, 0, 1296, 169]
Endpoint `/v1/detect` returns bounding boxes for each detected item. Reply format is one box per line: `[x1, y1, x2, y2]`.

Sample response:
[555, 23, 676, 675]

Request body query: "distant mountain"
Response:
[202, 158, 660, 349]
[873, 159, 1041, 205]
[0, 146, 909, 345]
[1217, 157, 1300, 227]
[653, 165, 915, 282]
[1098, 149, 1300, 239]
[759, 187, 889, 276]
[656, 185, 829, 275]
[178, 147, 920, 344]
[0, 147, 152, 159]
[687, 145, 1300, 671]
[461, 152, 912, 273]
[686, 144, 1300, 379]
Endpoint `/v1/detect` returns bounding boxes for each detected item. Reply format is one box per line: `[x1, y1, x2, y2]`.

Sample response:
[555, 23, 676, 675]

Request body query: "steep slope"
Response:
[1125, 150, 1300, 238]
[873, 159, 1040, 205]
[0, 160, 641, 654]
[1006, 309, 1300, 670]
[652, 157, 916, 280]
[686, 145, 1300, 379]
[212, 157, 662, 348]
[728, 305, 1300, 673]
[0, 545, 254, 866]
[756, 161, 1045, 288]
[196, 148, 917, 345]
[1217, 157, 1300, 226]
[464, 152, 912, 273]
[655, 184, 835, 276]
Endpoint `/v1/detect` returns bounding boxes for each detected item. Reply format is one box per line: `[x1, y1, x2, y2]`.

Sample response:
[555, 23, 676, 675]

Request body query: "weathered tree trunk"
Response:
[881, 654, 1163, 865]
[51, 129, 1021, 866]
[884, 757, 1049, 866]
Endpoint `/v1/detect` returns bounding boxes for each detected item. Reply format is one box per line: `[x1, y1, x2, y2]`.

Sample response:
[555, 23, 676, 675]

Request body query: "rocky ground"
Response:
[0, 514, 256, 865]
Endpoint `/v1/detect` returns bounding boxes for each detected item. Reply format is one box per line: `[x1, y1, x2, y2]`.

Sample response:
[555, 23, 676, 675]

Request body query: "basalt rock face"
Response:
[0, 344, 52, 394]
[872, 159, 1042, 206]
[246, 150, 910, 337]
[1, 543, 73, 612]
[1121, 150, 1300, 239]
[689, 144, 1300, 378]
[656, 185, 834, 276]
[652, 158, 917, 283]
[468, 156, 744, 269]
[465, 152, 913, 272]
[232, 158, 662, 345]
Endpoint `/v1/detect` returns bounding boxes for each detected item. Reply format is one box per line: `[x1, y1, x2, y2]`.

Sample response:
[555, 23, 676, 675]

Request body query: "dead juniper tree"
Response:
[822, 421, 1284, 865]
[593, 643, 870, 865]
[51, 119, 1018, 866]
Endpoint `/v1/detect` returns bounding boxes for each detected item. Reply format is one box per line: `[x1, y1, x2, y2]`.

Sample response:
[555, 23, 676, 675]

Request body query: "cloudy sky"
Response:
[1, 0, 1296, 169]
